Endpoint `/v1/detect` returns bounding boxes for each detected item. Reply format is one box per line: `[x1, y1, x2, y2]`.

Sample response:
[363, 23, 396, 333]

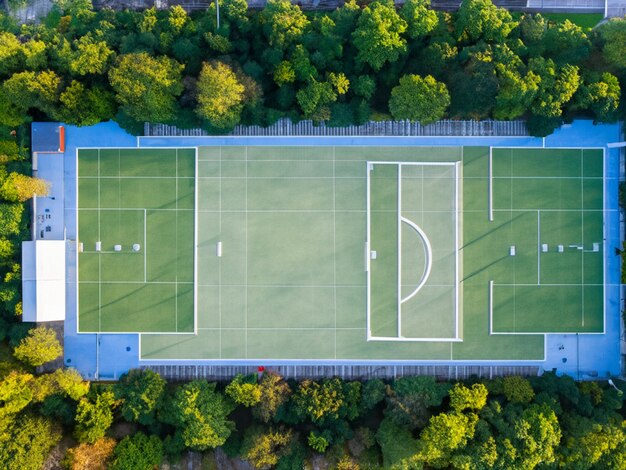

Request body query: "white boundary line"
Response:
[455, 161, 460, 339]
[537, 210, 541, 285]
[333, 146, 337, 358]
[144, 209, 147, 283]
[397, 164, 402, 337]
[366, 162, 371, 339]
[488, 147, 493, 221]
[602, 147, 607, 335]
[488, 280, 493, 335]
[368, 160, 459, 342]
[399, 217, 432, 304]
[488, 146, 607, 336]
[74, 146, 198, 336]
[194, 147, 199, 336]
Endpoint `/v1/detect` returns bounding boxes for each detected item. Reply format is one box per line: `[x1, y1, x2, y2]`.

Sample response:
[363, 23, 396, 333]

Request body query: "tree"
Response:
[68, 35, 114, 76]
[274, 61, 296, 86]
[195, 61, 245, 130]
[418, 411, 479, 467]
[0, 371, 33, 417]
[252, 372, 291, 423]
[455, 0, 517, 43]
[74, 390, 117, 444]
[389, 74, 450, 123]
[599, 18, 626, 69]
[307, 431, 330, 453]
[167, 380, 234, 450]
[574, 72, 621, 122]
[360, 379, 386, 414]
[108, 53, 184, 123]
[400, 0, 438, 39]
[21, 40, 47, 71]
[543, 20, 590, 65]
[167, 5, 188, 34]
[494, 66, 540, 120]
[1, 70, 61, 119]
[292, 378, 345, 423]
[226, 374, 261, 407]
[0, 414, 62, 470]
[12, 327, 61, 366]
[115, 368, 165, 426]
[502, 376, 535, 404]
[110, 432, 164, 470]
[0, 203, 24, 237]
[0, 172, 50, 202]
[376, 417, 420, 468]
[296, 79, 337, 120]
[449, 383, 488, 413]
[513, 404, 562, 468]
[384, 376, 450, 429]
[64, 437, 116, 470]
[352, 0, 407, 71]
[55, 81, 117, 126]
[260, 0, 309, 50]
[240, 425, 294, 468]
[529, 58, 580, 117]
[0, 32, 22, 77]
[562, 422, 626, 469]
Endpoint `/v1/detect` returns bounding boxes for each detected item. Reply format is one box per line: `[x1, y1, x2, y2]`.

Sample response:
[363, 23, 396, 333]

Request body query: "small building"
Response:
[22, 240, 66, 322]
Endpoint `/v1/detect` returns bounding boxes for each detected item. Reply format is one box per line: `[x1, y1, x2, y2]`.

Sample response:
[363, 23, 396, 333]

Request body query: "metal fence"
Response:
[140, 364, 542, 381]
[144, 118, 529, 138]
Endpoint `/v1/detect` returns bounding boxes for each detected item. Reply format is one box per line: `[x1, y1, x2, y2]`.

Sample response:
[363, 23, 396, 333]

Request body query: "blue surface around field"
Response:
[42, 120, 622, 380]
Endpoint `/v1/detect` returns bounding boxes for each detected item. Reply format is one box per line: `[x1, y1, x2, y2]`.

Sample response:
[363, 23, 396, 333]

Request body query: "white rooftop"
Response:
[22, 240, 65, 322]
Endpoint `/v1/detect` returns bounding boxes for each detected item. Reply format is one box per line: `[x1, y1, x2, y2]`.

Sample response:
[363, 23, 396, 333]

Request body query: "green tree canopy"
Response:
[0, 414, 62, 470]
[292, 378, 345, 423]
[529, 58, 580, 117]
[252, 372, 291, 423]
[195, 61, 246, 130]
[74, 390, 118, 444]
[455, 0, 517, 43]
[502, 376, 535, 404]
[260, 0, 309, 50]
[54, 81, 117, 126]
[226, 374, 261, 408]
[115, 368, 165, 426]
[352, 0, 407, 71]
[384, 376, 450, 429]
[389, 74, 450, 123]
[167, 380, 234, 450]
[0, 371, 33, 417]
[449, 383, 488, 413]
[68, 35, 114, 76]
[400, 0, 438, 39]
[108, 52, 183, 123]
[599, 17, 626, 69]
[0, 171, 50, 202]
[574, 72, 621, 122]
[12, 327, 61, 366]
[240, 425, 294, 468]
[110, 432, 164, 470]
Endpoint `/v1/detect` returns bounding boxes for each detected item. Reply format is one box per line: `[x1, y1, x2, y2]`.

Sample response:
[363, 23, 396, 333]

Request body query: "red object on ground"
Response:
[258, 366, 265, 372]
[58, 126, 65, 153]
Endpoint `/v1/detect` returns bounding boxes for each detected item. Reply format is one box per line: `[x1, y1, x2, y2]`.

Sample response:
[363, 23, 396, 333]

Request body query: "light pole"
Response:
[608, 379, 624, 396]
[216, 0, 220, 30]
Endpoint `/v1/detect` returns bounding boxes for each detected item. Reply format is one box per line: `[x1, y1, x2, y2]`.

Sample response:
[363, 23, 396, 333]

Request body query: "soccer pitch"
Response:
[75, 145, 605, 361]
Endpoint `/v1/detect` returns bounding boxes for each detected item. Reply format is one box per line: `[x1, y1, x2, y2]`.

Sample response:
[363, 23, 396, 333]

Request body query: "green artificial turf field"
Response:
[77, 148, 196, 333]
[75, 145, 604, 360]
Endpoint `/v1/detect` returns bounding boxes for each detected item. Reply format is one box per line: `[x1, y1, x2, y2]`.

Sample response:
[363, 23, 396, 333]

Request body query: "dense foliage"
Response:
[0, 0, 623, 135]
[0, 365, 624, 469]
